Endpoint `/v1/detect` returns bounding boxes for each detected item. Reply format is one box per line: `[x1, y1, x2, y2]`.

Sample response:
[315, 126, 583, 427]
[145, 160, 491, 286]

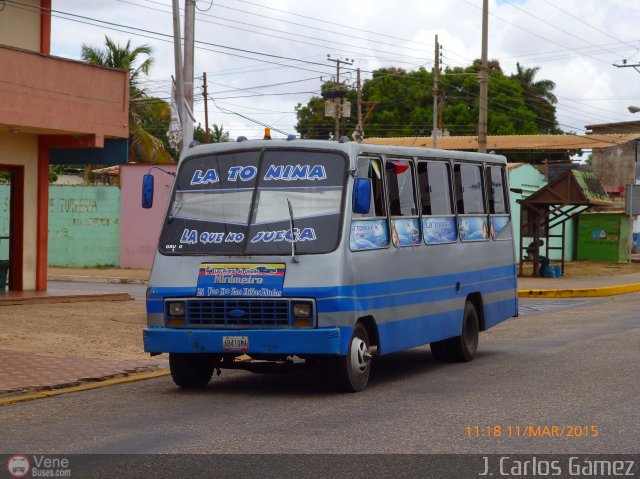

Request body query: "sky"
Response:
[47, 0, 640, 141]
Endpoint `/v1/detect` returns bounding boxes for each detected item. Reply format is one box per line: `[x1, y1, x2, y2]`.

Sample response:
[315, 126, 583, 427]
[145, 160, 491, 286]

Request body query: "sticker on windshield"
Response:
[391, 219, 421, 247]
[350, 220, 389, 251]
[458, 217, 489, 242]
[423, 217, 457, 245]
[491, 216, 512, 240]
[196, 263, 286, 297]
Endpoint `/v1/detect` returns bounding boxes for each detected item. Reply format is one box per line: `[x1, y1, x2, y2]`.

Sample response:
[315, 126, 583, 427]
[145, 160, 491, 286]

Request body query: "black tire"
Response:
[169, 353, 214, 388]
[430, 301, 479, 363]
[335, 323, 371, 392]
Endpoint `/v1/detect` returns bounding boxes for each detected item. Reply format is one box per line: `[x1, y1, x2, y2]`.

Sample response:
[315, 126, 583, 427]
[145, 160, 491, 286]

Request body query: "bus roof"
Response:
[180, 139, 508, 165]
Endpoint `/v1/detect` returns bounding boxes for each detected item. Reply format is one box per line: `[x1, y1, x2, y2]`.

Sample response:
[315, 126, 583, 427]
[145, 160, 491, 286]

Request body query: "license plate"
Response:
[223, 336, 249, 351]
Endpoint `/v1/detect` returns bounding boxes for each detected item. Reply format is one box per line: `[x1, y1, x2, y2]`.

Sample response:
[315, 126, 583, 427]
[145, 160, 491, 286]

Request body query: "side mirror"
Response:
[352, 178, 371, 214]
[142, 174, 154, 209]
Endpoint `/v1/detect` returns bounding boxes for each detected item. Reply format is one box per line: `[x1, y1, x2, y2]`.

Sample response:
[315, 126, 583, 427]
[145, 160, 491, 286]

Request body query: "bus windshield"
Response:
[158, 149, 347, 256]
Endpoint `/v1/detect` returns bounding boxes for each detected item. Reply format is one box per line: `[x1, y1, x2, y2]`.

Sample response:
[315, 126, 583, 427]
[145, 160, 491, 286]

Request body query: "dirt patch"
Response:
[0, 299, 162, 362]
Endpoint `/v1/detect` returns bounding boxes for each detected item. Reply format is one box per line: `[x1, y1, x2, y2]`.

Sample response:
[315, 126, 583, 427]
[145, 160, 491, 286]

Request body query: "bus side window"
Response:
[386, 159, 416, 216]
[387, 159, 420, 247]
[418, 161, 453, 215]
[454, 164, 486, 215]
[486, 166, 508, 214]
[355, 157, 386, 218]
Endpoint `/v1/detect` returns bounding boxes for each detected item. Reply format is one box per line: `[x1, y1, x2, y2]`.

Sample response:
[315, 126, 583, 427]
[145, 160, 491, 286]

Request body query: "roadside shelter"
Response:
[518, 170, 612, 276]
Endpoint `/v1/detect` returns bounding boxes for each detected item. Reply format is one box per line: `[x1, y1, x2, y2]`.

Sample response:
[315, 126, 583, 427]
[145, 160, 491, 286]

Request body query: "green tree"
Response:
[81, 36, 174, 163]
[295, 80, 358, 139]
[295, 61, 568, 160]
[510, 62, 560, 134]
[193, 123, 231, 143]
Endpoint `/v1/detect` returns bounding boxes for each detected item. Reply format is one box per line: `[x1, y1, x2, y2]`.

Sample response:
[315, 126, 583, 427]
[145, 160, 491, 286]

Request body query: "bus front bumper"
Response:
[143, 327, 342, 355]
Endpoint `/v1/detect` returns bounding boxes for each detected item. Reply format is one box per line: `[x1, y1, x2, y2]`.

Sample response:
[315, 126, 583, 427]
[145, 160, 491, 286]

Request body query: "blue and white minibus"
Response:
[142, 137, 518, 392]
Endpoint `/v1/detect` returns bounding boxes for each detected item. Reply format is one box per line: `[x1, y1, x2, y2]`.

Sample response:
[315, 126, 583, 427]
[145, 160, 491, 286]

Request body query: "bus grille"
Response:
[185, 299, 291, 328]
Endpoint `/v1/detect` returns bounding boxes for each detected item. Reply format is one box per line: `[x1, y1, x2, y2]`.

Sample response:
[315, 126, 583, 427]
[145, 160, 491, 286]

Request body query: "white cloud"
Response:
[50, 0, 640, 139]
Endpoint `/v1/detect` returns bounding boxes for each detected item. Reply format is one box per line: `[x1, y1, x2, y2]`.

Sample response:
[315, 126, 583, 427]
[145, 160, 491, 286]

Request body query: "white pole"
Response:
[172, 0, 185, 151]
[478, 0, 489, 153]
[183, 0, 195, 147]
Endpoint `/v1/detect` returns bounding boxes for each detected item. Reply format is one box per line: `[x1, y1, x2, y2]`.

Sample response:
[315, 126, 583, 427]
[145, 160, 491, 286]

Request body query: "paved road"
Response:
[48, 281, 147, 300]
[1, 294, 638, 456]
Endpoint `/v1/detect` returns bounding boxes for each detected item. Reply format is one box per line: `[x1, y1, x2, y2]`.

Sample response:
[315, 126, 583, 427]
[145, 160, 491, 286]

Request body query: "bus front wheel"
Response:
[430, 301, 479, 362]
[335, 323, 371, 392]
[169, 353, 214, 388]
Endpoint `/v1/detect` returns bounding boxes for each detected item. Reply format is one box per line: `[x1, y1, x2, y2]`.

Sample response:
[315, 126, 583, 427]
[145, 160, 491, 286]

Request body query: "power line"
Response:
[123, 0, 430, 64]
[539, 0, 640, 59]
[233, 0, 433, 49]
[203, 0, 433, 54]
[500, 0, 627, 63]
[7, 0, 338, 76]
[209, 95, 293, 137]
[460, 0, 618, 68]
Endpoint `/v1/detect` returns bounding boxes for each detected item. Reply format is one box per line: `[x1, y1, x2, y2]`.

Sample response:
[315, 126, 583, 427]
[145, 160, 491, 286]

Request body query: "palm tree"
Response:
[210, 124, 230, 143]
[81, 36, 173, 163]
[512, 63, 557, 104]
[511, 63, 559, 133]
[193, 123, 231, 144]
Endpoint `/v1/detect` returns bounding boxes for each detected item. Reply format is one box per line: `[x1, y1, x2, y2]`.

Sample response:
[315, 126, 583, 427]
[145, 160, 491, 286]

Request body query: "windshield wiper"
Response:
[286, 198, 298, 263]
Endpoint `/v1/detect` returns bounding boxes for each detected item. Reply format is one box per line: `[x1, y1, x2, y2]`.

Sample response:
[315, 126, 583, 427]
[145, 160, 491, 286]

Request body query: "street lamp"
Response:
[628, 105, 640, 113]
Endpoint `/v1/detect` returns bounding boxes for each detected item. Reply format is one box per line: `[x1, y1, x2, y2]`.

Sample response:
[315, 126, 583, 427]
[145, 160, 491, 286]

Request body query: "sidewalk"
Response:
[1, 272, 162, 403]
[2, 264, 640, 403]
[517, 272, 640, 297]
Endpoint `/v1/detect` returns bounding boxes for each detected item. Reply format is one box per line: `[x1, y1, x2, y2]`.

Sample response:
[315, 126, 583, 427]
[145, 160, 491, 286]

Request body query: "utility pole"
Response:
[432, 34, 440, 148]
[478, 0, 489, 153]
[355, 67, 363, 142]
[327, 56, 353, 140]
[171, 0, 185, 151]
[183, 0, 195, 147]
[202, 71, 209, 144]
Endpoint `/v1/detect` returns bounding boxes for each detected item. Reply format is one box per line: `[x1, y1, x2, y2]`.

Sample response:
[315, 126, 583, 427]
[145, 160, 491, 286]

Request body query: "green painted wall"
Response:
[508, 164, 576, 262]
[48, 186, 120, 267]
[577, 212, 629, 263]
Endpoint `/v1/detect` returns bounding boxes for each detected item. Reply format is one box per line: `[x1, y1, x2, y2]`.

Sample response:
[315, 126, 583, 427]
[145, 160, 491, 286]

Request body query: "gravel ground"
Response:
[0, 299, 160, 362]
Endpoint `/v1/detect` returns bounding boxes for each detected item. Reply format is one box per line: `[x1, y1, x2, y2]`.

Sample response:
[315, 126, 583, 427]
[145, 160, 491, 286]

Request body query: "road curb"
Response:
[48, 275, 148, 285]
[518, 283, 640, 298]
[0, 369, 170, 406]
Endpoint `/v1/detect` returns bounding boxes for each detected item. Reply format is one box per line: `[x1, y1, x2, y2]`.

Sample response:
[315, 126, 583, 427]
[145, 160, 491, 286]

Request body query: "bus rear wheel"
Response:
[169, 353, 214, 388]
[430, 301, 479, 362]
[335, 323, 371, 392]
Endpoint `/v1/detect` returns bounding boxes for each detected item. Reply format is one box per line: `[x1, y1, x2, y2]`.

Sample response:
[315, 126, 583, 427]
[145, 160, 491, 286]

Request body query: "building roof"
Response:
[585, 120, 640, 133]
[364, 133, 640, 150]
[521, 170, 611, 207]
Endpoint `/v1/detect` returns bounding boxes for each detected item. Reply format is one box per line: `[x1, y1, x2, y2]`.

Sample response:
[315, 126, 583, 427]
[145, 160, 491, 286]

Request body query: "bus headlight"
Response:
[293, 302, 313, 327]
[293, 302, 311, 318]
[167, 301, 186, 317]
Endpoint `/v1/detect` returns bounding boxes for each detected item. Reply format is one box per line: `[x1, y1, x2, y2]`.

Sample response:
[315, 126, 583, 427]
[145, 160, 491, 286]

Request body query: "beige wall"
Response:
[0, 46, 129, 140]
[0, 0, 40, 52]
[0, 131, 39, 290]
[592, 144, 635, 187]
